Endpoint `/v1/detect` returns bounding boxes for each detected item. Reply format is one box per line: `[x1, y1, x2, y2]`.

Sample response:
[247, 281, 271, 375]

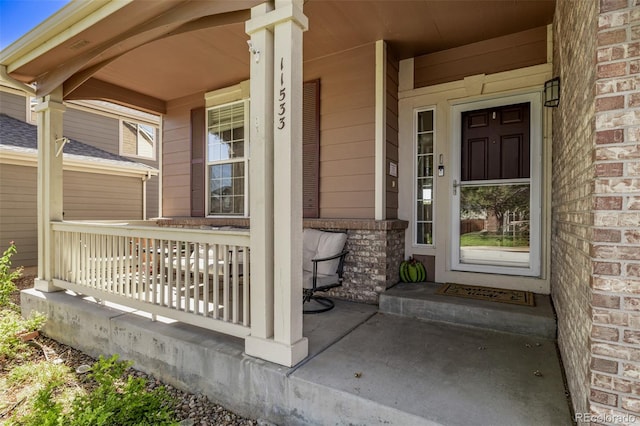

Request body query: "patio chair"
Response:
[302, 229, 349, 314]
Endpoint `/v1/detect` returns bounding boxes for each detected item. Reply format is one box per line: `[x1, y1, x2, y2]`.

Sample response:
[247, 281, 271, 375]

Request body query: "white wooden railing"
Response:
[50, 221, 250, 338]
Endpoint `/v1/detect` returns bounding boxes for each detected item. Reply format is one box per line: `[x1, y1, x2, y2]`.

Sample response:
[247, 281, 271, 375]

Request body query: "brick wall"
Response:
[552, 0, 598, 419]
[305, 219, 408, 304]
[589, 0, 640, 422]
[554, 0, 640, 423]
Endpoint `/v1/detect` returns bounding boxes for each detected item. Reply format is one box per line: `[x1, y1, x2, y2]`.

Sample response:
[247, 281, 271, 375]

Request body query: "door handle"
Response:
[453, 179, 459, 195]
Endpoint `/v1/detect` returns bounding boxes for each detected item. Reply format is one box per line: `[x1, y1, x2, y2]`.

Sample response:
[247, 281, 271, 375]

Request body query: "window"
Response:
[206, 101, 248, 216]
[120, 120, 157, 160]
[415, 109, 435, 245]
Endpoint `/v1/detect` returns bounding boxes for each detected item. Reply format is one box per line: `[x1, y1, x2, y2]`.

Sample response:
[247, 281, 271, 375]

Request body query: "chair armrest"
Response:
[311, 250, 349, 264]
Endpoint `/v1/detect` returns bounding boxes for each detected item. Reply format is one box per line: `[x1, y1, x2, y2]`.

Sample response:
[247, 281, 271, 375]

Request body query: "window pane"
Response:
[459, 184, 530, 268]
[416, 223, 433, 245]
[418, 133, 433, 155]
[415, 109, 435, 246]
[121, 121, 156, 159]
[206, 101, 246, 216]
[208, 162, 244, 215]
[417, 110, 433, 132]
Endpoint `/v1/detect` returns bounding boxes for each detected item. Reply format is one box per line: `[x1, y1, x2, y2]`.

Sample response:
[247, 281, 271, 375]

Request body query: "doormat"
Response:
[436, 283, 535, 306]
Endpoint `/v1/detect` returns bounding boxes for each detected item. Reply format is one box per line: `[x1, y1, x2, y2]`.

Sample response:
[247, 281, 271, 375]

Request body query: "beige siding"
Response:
[64, 108, 119, 155]
[162, 93, 203, 217]
[305, 44, 376, 219]
[414, 26, 547, 89]
[386, 50, 399, 219]
[161, 45, 377, 219]
[64, 171, 143, 220]
[0, 164, 37, 267]
[0, 163, 144, 267]
[0, 90, 27, 122]
[63, 107, 159, 216]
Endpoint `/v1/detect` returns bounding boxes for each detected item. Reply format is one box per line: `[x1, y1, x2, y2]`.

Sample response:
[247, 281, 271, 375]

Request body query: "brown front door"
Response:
[456, 102, 532, 272]
[461, 102, 530, 182]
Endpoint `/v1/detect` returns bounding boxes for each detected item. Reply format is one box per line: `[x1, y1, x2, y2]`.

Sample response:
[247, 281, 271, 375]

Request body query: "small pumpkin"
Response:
[399, 257, 426, 283]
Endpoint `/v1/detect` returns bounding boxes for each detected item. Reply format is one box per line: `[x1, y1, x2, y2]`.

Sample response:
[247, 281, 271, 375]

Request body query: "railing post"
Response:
[34, 86, 65, 292]
[245, 0, 309, 367]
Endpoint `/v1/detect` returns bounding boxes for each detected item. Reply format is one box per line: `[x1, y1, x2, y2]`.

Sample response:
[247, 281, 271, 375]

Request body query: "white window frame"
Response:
[413, 107, 436, 247]
[205, 99, 250, 217]
[450, 91, 542, 277]
[119, 119, 158, 161]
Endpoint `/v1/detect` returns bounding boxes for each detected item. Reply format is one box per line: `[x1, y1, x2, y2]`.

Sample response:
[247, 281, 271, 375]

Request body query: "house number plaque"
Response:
[278, 57, 286, 130]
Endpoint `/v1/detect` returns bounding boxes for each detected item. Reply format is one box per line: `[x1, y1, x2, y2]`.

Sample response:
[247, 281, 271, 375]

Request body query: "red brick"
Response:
[594, 262, 622, 276]
[625, 297, 640, 311]
[597, 95, 625, 111]
[622, 396, 640, 414]
[593, 309, 630, 326]
[591, 389, 619, 406]
[629, 196, 640, 209]
[593, 228, 622, 242]
[629, 263, 640, 277]
[633, 24, 640, 40]
[597, 129, 625, 144]
[623, 362, 640, 379]
[624, 330, 640, 344]
[601, 0, 631, 12]
[593, 292, 621, 307]
[593, 324, 621, 341]
[596, 162, 624, 176]
[632, 59, 640, 73]
[599, 29, 629, 46]
[594, 196, 624, 210]
[599, 62, 628, 78]
[593, 357, 620, 373]
[626, 229, 640, 243]
[630, 93, 640, 107]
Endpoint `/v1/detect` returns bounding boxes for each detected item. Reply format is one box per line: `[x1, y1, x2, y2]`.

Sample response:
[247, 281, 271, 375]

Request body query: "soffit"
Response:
[3, 0, 555, 106]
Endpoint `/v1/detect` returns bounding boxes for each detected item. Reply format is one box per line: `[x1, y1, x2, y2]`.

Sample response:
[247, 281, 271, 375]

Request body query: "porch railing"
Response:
[50, 221, 250, 338]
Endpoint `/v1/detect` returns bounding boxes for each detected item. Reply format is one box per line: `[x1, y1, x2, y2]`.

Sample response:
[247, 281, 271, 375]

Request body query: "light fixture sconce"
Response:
[247, 40, 260, 63]
[544, 77, 560, 108]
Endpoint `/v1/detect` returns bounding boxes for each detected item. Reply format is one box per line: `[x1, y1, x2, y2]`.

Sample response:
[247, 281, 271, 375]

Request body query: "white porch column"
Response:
[247, 1, 275, 342]
[245, 0, 309, 367]
[34, 86, 65, 292]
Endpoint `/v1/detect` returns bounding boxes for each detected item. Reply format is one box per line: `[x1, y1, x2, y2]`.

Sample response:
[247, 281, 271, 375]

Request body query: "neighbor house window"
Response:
[120, 120, 157, 160]
[415, 108, 435, 245]
[206, 100, 248, 216]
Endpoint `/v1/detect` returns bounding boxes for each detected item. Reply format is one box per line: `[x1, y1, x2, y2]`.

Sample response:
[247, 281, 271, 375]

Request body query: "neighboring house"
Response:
[0, 86, 159, 267]
[0, 0, 638, 423]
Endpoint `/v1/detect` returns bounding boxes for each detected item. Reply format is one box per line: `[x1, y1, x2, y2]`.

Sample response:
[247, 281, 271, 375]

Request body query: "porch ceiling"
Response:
[1, 0, 555, 112]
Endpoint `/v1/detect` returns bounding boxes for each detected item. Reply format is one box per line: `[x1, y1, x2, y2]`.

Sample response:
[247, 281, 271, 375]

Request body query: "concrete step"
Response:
[379, 282, 557, 339]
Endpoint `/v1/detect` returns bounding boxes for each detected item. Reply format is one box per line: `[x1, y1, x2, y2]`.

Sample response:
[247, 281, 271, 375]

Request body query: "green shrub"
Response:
[0, 241, 45, 363]
[0, 241, 22, 309]
[14, 354, 178, 426]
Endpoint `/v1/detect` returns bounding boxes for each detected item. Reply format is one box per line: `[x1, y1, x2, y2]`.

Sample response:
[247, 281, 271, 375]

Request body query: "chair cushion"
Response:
[302, 229, 322, 273]
[302, 229, 347, 276]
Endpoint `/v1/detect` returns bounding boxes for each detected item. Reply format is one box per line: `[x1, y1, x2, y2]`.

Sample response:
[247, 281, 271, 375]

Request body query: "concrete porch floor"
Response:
[21, 288, 573, 425]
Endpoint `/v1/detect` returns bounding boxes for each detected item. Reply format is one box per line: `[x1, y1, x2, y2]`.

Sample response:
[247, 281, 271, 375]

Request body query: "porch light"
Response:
[543, 77, 560, 108]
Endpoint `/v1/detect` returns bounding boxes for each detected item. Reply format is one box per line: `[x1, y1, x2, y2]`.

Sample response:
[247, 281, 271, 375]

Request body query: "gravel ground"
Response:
[10, 274, 261, 426]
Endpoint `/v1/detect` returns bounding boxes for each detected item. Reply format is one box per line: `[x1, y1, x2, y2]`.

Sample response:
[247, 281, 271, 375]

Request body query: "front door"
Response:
[451, 98, 541, 277]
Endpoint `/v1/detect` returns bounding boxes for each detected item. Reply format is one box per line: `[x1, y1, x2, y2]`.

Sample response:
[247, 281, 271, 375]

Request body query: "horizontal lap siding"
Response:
[63, 108, 119, 155]
[414, 26, 548, 89]
[0, 164, 37, 267]
[63, 171, 143, 219]
[0, 91, 27, 122]
[64, 108, 159, 217]
[0, 165, 142, 267]
[305, 44, 376, 219]
[386, 50, 399, 219]
[162, 93, 203, 217]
